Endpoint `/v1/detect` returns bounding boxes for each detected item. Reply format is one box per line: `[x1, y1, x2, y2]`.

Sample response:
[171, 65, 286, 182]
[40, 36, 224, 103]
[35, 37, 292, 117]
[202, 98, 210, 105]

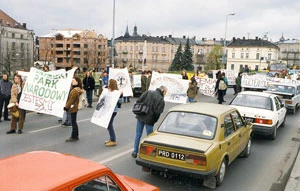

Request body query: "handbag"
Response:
[132, 102, 150, 115]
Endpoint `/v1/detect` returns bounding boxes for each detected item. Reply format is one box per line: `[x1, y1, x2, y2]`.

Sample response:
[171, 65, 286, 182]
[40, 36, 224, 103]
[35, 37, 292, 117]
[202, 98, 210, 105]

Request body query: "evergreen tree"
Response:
[182, 38, 194, 70]
[169, 44, 183, 71]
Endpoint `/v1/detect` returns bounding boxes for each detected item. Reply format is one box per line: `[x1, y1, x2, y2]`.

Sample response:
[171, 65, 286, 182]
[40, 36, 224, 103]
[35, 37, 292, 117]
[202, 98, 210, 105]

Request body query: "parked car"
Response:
[229, 91, 287, 139]
[265, 82, 300, 114]
[136, 103, 252, 187]
[0, 151, 159, 191]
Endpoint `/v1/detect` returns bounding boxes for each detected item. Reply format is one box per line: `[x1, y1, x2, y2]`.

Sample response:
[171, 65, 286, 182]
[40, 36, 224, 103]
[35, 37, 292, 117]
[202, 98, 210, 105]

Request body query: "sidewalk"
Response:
[285, 141, 300, 191]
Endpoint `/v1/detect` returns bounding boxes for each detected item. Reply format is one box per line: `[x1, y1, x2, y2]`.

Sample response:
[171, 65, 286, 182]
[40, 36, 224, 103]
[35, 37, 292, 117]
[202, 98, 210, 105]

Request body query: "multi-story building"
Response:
[38, 29, 108, 71]
[0, 9, 34, 74]
[276, 35, 300, 69]
[114, 25, 221, 72]
[226, 37, 280, 71]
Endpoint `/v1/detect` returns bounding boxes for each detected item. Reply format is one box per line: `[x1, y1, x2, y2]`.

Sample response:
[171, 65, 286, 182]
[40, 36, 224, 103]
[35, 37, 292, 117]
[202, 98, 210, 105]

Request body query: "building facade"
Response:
[226, 37, 280, 71]
[38, 29, 108, 71]
[276, 36, 300, 69]
[114, 25, 221, 72]
[0, 9, 34, 74]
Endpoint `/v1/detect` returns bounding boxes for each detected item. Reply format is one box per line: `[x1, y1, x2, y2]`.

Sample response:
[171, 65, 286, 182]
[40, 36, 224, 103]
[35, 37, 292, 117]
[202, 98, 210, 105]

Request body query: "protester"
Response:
[6, 74, 25, 134]
[236, 72, 243, 93]
[123, 71, 133, 103]
[83, 71, 95, 108]
[141, 70, 152, 93]
[102, 70, 109, 88]
[221, 72, 228, 95]
[215, 75, 226, 104]
[187, 76, 197, 103]
[131, 85, 167, 158]
[64, 77, 83, 142]
[104, 79, 123, 147]
[181, 69, 188, 80]
[0, 73, 13, 122]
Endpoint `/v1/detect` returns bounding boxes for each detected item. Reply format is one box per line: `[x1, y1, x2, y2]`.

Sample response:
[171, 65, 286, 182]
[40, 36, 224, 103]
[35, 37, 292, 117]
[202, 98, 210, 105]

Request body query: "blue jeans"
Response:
[65, 111, 71, 125]
[107, 112, 117, 142]
[133, 119, 153, 154]
[188, 97, 194, 103]
[86, 89, 93, 106]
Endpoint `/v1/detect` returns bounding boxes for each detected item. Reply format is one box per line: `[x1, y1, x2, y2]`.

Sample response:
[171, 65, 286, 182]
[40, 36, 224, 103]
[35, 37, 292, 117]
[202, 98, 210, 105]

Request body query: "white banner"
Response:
[198, 78, 217, 97]
[149, 72, 189, 104]
[109, 68, 133, 97]
[19, 67, 75, 118]
[91, 88, 120, 128]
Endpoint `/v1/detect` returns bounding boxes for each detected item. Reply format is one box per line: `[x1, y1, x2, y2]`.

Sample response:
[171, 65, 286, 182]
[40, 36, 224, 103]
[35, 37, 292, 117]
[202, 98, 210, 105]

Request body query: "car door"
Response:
[222, 113, 241, 163]
[274, 96, 285, 125]
[231, 111, 248, 154]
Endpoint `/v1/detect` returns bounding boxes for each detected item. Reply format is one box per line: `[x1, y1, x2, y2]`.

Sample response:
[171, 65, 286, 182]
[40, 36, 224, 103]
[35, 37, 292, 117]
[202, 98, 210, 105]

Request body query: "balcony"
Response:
[123, 50, 128, 54]
[139, 50, 143, 54]
[122, 58, 127, 62]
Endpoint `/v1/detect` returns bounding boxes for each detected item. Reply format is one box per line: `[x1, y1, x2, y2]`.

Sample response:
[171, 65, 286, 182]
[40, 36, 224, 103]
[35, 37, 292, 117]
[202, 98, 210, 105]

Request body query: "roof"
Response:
[0, 9, 26, 30]
[168, 102, 236, 116]
[40, 29, 104, 39]
[238, 91, 275, 97]
[0, 151, 107, 190]
[228, 38, 279, 49]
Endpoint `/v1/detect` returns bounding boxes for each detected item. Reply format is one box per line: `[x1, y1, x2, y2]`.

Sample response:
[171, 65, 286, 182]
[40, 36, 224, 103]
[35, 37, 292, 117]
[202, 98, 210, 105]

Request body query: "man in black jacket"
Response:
[0, 73, 13, 122]
[83, 71, 95, 108]
[131, 85, 167, 158]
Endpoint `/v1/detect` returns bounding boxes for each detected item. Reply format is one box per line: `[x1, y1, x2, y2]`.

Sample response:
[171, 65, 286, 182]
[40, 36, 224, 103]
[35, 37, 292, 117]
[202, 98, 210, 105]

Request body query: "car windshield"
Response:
[158, 112, 217, 140]
[267, 84, 295, 94]
[231, 94, 273, 110]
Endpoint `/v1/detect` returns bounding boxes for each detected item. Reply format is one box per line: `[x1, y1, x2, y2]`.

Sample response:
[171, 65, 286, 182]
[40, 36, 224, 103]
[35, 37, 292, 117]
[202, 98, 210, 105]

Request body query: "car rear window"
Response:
[158, 112, 217, 140]
[231, 94, 273, 110]
[267, 84, 295, 95]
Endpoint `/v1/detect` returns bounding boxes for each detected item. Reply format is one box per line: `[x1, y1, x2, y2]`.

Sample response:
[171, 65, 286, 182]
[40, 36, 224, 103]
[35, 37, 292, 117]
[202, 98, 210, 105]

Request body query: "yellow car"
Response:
[136, 102, 252, 187]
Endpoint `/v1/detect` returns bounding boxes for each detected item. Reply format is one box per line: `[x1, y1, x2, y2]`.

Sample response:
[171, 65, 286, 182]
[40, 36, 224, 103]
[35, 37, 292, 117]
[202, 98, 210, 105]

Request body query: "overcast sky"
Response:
[1, 0, 299, 42]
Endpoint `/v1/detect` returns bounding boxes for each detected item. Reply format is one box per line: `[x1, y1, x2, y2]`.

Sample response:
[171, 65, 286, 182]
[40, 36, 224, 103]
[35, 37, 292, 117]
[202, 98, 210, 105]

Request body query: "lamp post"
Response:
[111, 0, 116, 68]
[223, 13, 235, 69]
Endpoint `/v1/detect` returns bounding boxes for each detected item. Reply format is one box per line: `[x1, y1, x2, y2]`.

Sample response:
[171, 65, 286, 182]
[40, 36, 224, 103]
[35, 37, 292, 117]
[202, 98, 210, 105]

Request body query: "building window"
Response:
[268, 53, 272, 60]
[162, 47, 166, 53]
[84, 44, 88, 48]
[152, 46, 155, 52]
[246, 53, 249, 59]
[12, 33, 15, 38]
[20, 34, 23, 39]
[256, 53, 260, 60]
[232, 52, 235, 58]
[231, 64, 234, 70]
[241, 53, 244, 59]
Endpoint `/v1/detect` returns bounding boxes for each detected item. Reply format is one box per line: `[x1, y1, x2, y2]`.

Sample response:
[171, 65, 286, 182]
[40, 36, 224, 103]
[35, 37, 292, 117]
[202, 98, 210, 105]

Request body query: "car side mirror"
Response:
[244, 119, 252, 126]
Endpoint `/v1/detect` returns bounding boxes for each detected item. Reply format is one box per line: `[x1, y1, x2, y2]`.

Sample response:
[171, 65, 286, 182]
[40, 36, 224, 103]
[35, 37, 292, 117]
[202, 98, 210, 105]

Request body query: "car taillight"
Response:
[140, 145, 156, 156]
[254, 118, 272, 125]
[285, 100, 292, 104]
[186, 154, 207, 166]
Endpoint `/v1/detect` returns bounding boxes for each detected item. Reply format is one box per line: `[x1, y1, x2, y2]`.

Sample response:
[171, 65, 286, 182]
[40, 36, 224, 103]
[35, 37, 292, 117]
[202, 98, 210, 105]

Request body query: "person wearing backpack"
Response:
[215, 75, 226, 104]
[64, 77, 83, 142]
[221, 72, 228, 95]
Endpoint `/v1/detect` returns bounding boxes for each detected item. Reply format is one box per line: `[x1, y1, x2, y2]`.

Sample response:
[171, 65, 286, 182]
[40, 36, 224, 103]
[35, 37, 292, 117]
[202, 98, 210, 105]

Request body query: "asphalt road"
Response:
[0, 88, 299, 191]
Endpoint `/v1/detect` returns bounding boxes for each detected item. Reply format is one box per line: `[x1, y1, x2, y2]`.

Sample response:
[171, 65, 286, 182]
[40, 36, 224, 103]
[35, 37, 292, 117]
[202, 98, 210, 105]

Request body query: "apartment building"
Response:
[114, 25, 221, 72]
[276, 35, 300, 69]
[38, 29, 108, 71]
[0, 9, 34, 74]
[226, 37, 279, 71]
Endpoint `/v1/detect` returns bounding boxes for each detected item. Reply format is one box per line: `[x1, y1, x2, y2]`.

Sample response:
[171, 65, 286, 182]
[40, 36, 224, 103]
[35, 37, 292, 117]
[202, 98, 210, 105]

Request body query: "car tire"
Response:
[292, 107, 296, 114]
[241, 138, 251, 158]
[216, 158, 227, 186]
[271, 124, 277, 140]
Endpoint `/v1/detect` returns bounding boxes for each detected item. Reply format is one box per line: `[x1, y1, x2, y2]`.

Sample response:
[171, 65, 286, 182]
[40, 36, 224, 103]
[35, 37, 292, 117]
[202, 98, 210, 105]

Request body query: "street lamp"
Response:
[111, 0, 116, 68]
[223, 13, 235, 69]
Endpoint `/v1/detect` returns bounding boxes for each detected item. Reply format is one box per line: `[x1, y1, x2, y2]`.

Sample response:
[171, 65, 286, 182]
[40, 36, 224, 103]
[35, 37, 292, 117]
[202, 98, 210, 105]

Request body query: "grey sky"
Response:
[1, 0, 299, 42]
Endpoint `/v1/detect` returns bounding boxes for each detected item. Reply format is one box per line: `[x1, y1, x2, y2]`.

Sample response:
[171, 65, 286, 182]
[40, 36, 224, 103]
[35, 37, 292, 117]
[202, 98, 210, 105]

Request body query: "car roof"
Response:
[238, 91, 275, 98]
[168, 102, 236, 116]
[268, 82, 299, 87]
[0, 151, 107, 190]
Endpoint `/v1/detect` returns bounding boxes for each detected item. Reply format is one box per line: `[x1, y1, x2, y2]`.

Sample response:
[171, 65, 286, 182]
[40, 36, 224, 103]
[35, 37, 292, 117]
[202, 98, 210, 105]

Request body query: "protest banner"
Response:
[91, 88, 120, 128]
[198, 78, 217, 97]
[132, 74, 141, 88]
[109, 68, 133, 97]
[149, 72, 189, 104]
[19, 67, 76, 118]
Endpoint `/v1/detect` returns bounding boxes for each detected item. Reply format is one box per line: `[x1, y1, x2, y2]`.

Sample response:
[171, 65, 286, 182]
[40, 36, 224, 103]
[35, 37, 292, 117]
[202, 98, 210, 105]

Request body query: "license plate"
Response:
[158, 150, 185, 161]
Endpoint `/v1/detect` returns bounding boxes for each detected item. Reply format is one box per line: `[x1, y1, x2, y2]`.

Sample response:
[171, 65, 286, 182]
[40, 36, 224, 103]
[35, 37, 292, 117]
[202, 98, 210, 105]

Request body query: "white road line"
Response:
[98, 149, 133, 164]
[29, 118, 91, 133]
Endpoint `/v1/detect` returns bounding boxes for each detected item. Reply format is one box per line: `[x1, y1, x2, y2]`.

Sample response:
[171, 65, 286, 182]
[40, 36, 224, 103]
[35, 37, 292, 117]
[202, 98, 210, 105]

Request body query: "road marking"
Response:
[98, 149, 133, 164]
[29, 118, 91, 133]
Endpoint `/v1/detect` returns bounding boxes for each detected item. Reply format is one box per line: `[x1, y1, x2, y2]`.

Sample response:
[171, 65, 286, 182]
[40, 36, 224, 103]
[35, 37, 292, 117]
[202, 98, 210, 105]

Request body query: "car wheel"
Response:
[241, 138, 251, 158]
[292, 107, 296, 114]
[216, 158, 227, 186]
[271, 124, 277, 140]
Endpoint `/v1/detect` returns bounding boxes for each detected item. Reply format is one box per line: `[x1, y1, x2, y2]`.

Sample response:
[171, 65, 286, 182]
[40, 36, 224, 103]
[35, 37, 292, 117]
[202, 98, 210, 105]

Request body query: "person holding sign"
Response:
[104, 79, 123, 147]
[6, 74, 25, 134]
[187, 76, 198, 103]
[64, 77, 84, 142]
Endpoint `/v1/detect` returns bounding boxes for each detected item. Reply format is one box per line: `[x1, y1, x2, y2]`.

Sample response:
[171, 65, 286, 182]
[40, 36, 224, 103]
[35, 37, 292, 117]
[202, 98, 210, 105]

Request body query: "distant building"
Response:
[276, 35, 300, 69]
[0, 9, 34, 74]
[226, 37, 280, 71]
[114, 25, 221, 72]
[38, 29, 108, 71]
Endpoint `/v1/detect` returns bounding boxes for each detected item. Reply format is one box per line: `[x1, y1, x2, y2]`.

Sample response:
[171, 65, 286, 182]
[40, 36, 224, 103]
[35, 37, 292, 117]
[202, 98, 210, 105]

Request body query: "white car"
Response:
[265, 82, 300, 114]
[229, 91, 287, 140]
